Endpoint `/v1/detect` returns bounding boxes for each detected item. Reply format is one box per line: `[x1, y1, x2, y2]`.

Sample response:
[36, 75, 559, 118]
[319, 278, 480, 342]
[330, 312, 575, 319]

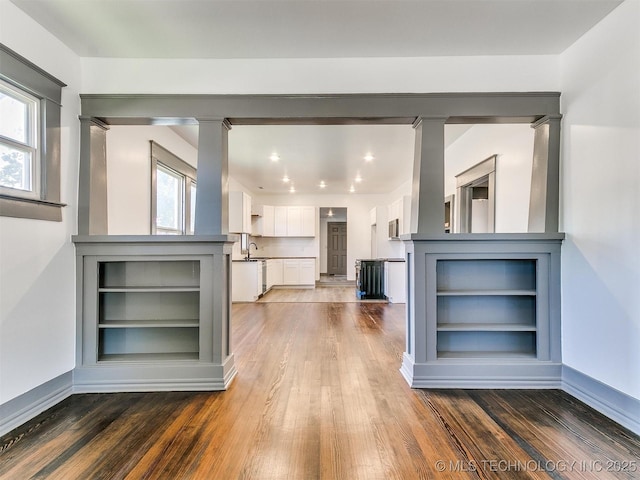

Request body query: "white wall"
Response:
[559, 0, 640, 400]
[81, 55, 559, 94]
[444, 124, 535, 233]
[106, 126, 198, 234]
[0, 1, 81, 403]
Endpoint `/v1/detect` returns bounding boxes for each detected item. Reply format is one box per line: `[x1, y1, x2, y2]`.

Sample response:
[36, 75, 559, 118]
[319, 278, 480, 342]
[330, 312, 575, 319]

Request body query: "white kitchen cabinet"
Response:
[299, 259, 316, 285]
[232, 261, 260, 302]
[229, 191, 252, 234]
[274, 206, 288, 236]
[400, 195, 411, 235]
[262, 205, 275, 236]
[281, 258, 316, 285]
[266, 259, 283, 289]
[251, 205, 275, 237]
[384, 261, 406, 303]
[301, 207, 316, 236]
[283, 259, 300, 285]
[388, 195, 411, 237]
[258, 205, 315, 237]
[287, 206, 302, 236]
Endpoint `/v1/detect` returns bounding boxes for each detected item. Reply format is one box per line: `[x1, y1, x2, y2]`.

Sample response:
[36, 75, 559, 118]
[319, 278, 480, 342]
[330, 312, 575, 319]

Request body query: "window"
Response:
[151, 141, 196, 235]
[0, 79, 40, 198]
[0, 44, 66, 221]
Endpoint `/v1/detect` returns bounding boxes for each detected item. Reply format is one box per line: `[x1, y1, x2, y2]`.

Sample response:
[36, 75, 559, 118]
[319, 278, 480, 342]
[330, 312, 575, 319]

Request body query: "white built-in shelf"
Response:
[436, 323, 536, 332]
[436, 289, 537, 296]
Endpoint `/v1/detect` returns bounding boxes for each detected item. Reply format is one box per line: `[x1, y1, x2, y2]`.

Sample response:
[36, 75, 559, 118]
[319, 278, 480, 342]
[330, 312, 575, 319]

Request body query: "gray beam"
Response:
[80, 92, 561, 124]
[528, 115, 562, 232]
[195, 119, 230, 235]
[77, 117, 109, 235]
[411, 117, 447, 235]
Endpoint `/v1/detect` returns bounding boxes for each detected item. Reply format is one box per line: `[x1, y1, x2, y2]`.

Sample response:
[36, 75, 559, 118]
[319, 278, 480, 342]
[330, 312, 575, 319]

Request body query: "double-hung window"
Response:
[151, 141, 197, 235]
[0, 44, 66, 221]
[0, 79, 40, 199]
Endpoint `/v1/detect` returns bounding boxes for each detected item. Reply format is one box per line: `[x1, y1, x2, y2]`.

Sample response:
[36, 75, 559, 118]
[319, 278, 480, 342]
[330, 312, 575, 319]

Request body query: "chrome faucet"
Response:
[247, 242, 258, 260]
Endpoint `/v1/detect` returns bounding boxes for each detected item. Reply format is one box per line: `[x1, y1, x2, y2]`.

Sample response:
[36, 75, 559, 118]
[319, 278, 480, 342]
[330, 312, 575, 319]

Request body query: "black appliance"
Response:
[355, 259, 385, 300]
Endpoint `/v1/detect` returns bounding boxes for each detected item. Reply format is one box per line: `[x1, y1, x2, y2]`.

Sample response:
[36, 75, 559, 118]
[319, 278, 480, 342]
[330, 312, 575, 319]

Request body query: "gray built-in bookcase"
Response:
[97, 260, 201, 361]
[73, 236, 236, 392]
[436, 258, 539, 359]
[402, 234, 563, 388]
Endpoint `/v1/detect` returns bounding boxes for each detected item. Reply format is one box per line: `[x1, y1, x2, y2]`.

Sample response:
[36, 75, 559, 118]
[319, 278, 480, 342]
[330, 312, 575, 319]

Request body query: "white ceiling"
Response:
[172, 123, 472, 195]
[229, 124, 416, 195]
[11, 0, 622, 196]
[11, 0, 622, 59]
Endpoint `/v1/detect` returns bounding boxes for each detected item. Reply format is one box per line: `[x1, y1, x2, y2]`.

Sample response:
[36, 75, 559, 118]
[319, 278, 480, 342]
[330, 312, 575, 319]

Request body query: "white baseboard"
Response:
[562, 365, 640, 436]
[0, 371, 73, 437]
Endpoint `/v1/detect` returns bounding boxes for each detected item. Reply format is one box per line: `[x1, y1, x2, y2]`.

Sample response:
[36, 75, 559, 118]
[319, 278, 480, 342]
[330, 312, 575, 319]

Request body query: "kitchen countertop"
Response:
[232, 256, 316, 262]
[356, 258, 405, 262]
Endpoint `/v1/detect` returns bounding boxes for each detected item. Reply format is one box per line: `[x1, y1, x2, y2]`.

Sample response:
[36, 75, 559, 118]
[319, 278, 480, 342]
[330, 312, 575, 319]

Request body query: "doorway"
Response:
[456, 155, 496, 233]
[327, 222, 347, 275]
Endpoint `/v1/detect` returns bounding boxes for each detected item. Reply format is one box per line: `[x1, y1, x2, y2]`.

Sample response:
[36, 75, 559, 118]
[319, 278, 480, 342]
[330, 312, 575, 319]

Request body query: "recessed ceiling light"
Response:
[282, 175, 290, 183]
[289, 186, 296, 193]
[364, 154, 374, 162]
[349, 185, 355, 193]
[270, 153, 280, 162]
[355, 175, 362, 183]
[319, 181, 327, 189]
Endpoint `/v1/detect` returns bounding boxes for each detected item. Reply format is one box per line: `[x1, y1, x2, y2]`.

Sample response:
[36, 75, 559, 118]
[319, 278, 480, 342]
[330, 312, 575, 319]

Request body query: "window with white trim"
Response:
[0, 79, 40, 198]
[151, 141, 197, 235]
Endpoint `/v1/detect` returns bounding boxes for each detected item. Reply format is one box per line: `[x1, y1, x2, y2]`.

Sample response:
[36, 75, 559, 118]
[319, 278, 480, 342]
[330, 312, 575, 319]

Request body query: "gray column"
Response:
[78, 117, 109, 235]
[411, 117, 447, 235]
[195, 119, 231, 235]
[528, 115, 562, 233]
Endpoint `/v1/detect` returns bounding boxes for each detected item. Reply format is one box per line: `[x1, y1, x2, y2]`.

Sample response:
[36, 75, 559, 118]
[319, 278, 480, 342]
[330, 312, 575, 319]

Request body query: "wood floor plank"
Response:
[1, 302, 638, 479]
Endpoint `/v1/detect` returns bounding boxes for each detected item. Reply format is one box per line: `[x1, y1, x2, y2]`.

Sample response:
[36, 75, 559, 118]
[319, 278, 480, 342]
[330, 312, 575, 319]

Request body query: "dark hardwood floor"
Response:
[1, 302, 638, 479]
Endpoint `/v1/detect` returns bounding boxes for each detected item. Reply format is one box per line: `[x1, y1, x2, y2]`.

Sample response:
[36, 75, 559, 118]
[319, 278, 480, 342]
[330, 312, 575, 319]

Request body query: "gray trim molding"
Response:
[0, 371, 73, 437]
[80, 92, 561, 123]
[1, 363, 638, 438]
[0, 43, 66, 221]
[562, 365, 640, 436]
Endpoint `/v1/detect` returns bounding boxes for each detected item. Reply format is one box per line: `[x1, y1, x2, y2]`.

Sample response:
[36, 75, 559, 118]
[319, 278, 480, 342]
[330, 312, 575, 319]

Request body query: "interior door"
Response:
[327, 222, 347, 275]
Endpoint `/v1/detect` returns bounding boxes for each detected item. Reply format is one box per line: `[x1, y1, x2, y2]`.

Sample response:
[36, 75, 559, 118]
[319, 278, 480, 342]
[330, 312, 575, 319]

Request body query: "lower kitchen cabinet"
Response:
[266, 259, 283, 289]
[283, 258, 316, 285]
[384, 260, 406, 303]
[232, 261, 261, 302]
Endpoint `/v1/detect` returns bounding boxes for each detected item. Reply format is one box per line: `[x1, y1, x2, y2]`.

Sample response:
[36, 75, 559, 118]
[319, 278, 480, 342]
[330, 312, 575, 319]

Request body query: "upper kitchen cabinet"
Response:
[287, 206, 316, 237]
[301, 207, 316, 236]
[388, 196, 412, 237]
[274, 206, 288, 236]
[287, 207, 302, 236]
[251, 205, 274, 237]
[229, 191, 252, 234]
[262, 205, 316, 237]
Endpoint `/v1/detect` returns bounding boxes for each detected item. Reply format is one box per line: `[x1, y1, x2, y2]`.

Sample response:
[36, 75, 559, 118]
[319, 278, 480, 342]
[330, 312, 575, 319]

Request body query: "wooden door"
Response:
[327, 222, 347, 275]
